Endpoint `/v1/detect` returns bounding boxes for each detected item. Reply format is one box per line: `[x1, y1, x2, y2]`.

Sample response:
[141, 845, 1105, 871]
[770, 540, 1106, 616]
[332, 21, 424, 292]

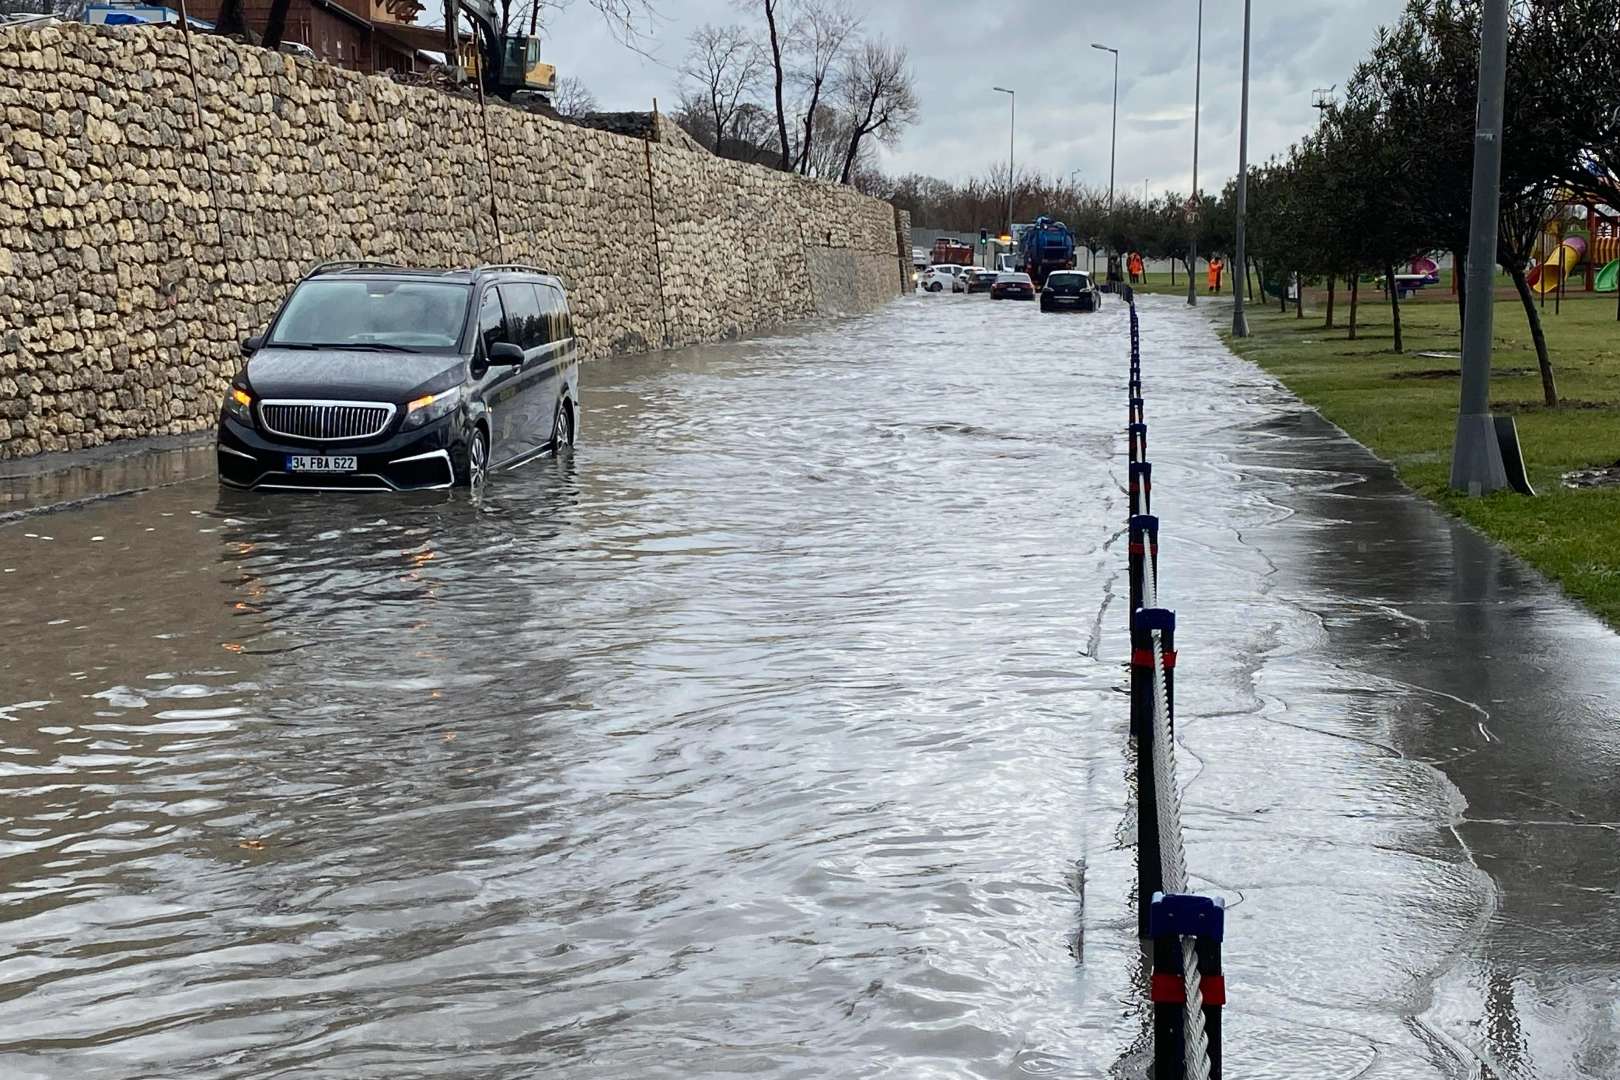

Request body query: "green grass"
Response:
[1224, 289, 1620, 625]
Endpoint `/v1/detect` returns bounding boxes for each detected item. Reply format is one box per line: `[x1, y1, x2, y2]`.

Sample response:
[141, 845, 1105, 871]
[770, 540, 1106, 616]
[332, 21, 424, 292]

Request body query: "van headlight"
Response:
[223, 382, 254, 425]
[402, 385, 461, 430]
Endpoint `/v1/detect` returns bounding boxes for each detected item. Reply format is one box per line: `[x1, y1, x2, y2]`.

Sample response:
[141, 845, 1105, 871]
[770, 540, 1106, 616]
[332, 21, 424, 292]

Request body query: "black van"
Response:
[217, 262, 580, 491]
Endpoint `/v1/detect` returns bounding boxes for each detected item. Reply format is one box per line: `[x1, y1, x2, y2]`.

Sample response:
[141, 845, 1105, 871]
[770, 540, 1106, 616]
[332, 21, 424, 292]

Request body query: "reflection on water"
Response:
[0, 296, 1617, 1077]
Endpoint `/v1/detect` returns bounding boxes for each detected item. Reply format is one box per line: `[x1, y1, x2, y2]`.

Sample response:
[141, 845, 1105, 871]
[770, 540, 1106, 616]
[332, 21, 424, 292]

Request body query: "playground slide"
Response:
[1597, 259, 1620, 293]
[1533, 235, 1587, 294]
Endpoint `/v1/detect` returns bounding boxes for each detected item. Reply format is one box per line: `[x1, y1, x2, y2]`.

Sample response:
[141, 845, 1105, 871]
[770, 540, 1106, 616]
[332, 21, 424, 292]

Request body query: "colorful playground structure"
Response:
[1524, 209, 1620, 294]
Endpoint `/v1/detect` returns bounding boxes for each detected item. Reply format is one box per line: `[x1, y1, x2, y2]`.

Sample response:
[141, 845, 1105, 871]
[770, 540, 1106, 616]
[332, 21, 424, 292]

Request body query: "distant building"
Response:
[89, 0, 446, 75]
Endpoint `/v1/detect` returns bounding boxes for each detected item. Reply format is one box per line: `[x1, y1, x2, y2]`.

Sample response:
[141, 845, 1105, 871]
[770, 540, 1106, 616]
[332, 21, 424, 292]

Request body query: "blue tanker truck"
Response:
[1016, 217, 1078, 284]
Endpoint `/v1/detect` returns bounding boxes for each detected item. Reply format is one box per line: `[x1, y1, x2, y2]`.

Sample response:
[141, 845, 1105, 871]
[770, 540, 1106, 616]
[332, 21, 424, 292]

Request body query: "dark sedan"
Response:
[990, 272, 1036, 301]
[217, 262, 580, 492]
[965, 268, 999, 294]
[1040, 270, 1102, 312]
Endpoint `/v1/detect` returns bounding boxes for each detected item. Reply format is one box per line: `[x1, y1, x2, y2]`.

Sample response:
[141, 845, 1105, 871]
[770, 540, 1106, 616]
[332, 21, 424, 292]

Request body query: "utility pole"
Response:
[1188, 0, 1203, 307]
[1449, 0, 1512, 494]
[994, 87, 1015, 236]
[1091, 44, 1119, 216]
[1231, 0, 1252, 336]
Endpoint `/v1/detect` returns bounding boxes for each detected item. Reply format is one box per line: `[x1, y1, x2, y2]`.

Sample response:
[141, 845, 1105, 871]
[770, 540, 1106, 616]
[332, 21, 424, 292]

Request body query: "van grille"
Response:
[259, 401, 395, 442]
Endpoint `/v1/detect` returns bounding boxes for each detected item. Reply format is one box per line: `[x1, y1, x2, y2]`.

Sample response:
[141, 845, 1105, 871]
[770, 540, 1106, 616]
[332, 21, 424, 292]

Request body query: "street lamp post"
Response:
[993, 86, 1015, 236]
[1188, 0, 1203, 307]
[1231, 0, 1252, 336]
[1450, 0, 1512, 494]
[1091, 44, 1119, 216]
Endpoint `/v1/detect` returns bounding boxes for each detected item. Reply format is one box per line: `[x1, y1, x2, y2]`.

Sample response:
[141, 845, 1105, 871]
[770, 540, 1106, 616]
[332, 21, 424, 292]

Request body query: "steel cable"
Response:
[1131, 299, 1213, 1080]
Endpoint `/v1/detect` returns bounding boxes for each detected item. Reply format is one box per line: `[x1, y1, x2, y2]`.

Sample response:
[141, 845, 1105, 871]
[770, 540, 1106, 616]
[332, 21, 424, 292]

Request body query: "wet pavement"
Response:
[0, 293, 1617, 1078]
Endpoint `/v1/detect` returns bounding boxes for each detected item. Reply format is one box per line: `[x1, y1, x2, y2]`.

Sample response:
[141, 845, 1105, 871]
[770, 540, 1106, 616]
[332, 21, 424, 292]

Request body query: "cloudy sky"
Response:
[541, 0, 1408, 195]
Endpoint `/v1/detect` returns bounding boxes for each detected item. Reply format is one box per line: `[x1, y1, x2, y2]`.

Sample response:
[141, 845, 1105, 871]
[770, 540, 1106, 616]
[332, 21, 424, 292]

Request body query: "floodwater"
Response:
[0, 293, 1617, 1078]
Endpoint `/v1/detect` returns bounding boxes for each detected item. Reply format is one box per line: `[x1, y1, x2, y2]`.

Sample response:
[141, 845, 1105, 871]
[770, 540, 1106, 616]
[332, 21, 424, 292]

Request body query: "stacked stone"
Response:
[0, 22, 905, 460]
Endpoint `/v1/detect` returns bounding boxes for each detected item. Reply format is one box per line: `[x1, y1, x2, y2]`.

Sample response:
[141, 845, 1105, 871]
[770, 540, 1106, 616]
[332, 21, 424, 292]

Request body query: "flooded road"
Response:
[1, 294, 1617, 1078]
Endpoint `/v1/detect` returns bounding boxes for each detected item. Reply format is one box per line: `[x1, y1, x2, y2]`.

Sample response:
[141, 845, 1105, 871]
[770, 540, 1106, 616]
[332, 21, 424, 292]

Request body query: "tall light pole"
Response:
[1188, 0, 1203, 307]
[1091, 44, 1119, 217]
[993, 86, 1015, 236]
[1231, 0, 1252, 336]
[1450, 0, 1512, 494]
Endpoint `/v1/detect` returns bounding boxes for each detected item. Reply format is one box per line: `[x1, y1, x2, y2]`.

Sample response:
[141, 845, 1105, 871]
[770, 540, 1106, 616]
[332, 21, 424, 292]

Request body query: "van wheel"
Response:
[458, 426, 488, 489]
[552, 400, 574, 454]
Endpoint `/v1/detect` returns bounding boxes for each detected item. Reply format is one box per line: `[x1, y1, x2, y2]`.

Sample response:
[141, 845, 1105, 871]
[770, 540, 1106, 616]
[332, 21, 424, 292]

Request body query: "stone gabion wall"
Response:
[0, 24, 906, 459]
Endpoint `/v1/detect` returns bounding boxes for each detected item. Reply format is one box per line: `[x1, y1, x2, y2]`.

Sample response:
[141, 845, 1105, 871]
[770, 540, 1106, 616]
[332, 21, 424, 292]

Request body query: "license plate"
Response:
[286, 454, 358, 472]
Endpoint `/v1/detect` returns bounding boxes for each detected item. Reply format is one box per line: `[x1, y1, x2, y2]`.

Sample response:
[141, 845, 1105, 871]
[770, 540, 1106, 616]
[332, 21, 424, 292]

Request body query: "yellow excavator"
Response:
[454, 0, 555, 95]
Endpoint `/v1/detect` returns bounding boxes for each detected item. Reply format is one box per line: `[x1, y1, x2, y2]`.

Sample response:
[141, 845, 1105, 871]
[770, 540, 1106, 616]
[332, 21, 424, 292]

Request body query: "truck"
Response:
[931, 238, 974, 267]
[1016, 217, 1077, 285]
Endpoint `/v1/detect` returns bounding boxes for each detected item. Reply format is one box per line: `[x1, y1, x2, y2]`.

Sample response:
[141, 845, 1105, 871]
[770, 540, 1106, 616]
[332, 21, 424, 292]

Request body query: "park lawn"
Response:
[1224, 291, 1620, 626]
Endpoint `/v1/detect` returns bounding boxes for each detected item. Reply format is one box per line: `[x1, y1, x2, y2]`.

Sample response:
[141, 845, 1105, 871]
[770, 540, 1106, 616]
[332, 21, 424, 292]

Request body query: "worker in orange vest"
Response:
[1207, 256, 1224, 295]
[1128, 252, 1144, 283]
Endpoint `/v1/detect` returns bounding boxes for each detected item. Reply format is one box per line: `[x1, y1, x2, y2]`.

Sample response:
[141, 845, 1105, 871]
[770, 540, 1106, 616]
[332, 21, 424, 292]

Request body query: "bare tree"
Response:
[798, 100, 858, 178]
[679, 23, 766, 154]
[552, 75, 599, 116]
[837, 38, 918, 185]
[790, 0, 860, 175]
[749, 0, 794, 169]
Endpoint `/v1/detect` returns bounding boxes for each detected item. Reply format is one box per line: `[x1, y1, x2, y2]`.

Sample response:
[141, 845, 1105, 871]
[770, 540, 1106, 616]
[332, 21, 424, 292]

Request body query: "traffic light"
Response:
[979, 228, 989, 245]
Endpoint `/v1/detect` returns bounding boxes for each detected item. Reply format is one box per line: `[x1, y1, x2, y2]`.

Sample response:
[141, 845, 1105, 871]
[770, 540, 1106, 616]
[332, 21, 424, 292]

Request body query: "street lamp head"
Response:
[993, 86, 1013, 95]
[1091, 43, 1116, 53]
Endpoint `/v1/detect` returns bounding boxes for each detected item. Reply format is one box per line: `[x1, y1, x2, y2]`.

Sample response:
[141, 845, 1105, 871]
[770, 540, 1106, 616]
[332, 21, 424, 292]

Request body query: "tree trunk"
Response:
[1348, 275, 1359, 340]
[1248, 259, 1260, 302]
[1280, 272, 1287, 313]
[839, 95, 879, 185]
[1296, 273, 1304, 318]
[1386, 263, 1403, 353]
[764, 0, 791, 171]
[1324, 274, 1335, 328]
[262, 0, 293, 49]
[1510, 266, 1559, 406]
[214, 0, 251, 37]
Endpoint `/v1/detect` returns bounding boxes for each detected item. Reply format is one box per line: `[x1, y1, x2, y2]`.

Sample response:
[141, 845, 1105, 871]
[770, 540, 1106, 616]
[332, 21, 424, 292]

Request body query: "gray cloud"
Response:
[543, 0, 1406, 194]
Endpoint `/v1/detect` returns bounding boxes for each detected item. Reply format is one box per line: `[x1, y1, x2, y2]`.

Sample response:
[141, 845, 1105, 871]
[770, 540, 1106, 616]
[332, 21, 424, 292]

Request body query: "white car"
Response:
[920, 264, 965, 292]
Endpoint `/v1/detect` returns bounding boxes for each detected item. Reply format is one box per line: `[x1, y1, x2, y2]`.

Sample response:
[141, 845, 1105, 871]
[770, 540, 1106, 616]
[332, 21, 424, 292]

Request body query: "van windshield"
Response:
[267, 280, 472, 351]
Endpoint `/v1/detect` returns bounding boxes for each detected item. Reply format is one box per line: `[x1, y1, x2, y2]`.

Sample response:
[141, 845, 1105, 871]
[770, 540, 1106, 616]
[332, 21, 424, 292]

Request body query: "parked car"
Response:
[964, 267, 999, 294]
[990, 272, 1036, 301]
[920, 264, 964, 292]
[912, 247, 928, 269]
[217, 261, 580, 492]
[1040, 269, 1101, 312]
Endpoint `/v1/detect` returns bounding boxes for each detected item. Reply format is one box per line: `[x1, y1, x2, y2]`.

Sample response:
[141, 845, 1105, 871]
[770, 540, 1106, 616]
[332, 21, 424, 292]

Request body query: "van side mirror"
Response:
[241, 335, 263, 356]
[487, 342, 523, 366]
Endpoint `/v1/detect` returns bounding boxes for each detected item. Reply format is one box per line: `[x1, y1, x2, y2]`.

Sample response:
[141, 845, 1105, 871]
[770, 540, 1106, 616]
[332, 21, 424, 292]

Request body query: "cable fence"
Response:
[1124, 291, 1225, 1079]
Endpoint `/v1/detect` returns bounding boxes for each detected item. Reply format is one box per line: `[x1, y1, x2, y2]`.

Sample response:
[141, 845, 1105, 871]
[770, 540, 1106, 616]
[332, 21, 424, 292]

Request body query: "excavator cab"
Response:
[459, 34, 555, 94]
[501, 36, 556, 91]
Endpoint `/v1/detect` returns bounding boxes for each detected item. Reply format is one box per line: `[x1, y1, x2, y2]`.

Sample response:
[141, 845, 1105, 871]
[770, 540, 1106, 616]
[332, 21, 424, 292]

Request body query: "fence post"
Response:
[1129, 461, 1152, 518]
[1131, 606, 1175, 938]
[1127, 422, 1148, 466]
[1150, 892, 1226, 1080]
[1127, 514, 1158, 615]
[1129, 395, 1145, 428]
